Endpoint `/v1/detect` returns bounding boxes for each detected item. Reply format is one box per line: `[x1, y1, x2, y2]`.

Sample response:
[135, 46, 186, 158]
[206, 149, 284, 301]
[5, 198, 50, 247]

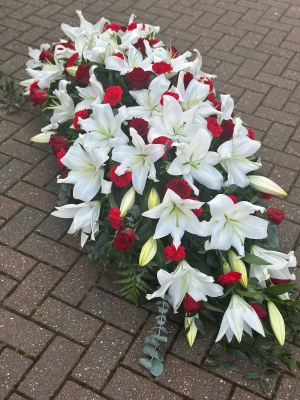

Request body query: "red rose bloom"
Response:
[39, 49, 52, 62]
[129, 118, 149, 138]
[248, 128, 255, 140]
[127, 22, 145, 31]
[217, 271, 242, 285]
[75, 65, 90, 84]
[133, 38, 147, 55]
[114, 230, 135, 251]
[73, 109, 88, 130]
[104, 23, 121, 31]
[108, 208, 124, 230]
[29, 82, 47, 106]
[104, 86, 123, 106]
[183, 293, 204, 314]
[270, 278, 292, 285]
[152, 136, 172, 158]
[249, 302, 267, 319]
[49, 135, 68, 155]
[165, 179, 191, 199]
[227, 194, 238, 204]
[177, 71, 194, 89]
[66, 52, 79, 68]
[109, 165, 132, 187]
[125, 67, 151, 89]
[56, 148, 66, 169]
[164, 244, 185, 260]
[188, 197, 203, 217]
[199, 76, 214, 92]
[220, 119, 235, 139]
[160, 91, 179, 105]
[262, 193, 273, 200]
[207, 117, 223, 138]
[152, 61, 172, 75]
[267, 208, 285, 225]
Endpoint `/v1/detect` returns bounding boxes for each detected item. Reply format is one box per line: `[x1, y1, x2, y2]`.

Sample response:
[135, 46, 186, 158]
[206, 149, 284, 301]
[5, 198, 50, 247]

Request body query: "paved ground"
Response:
[0, 0, 300, 399]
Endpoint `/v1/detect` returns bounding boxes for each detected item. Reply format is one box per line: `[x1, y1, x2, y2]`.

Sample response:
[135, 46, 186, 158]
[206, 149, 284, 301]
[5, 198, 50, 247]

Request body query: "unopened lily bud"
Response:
[30, 131, 53, 143]
[220, 255, 231, 274]
[66, 66, 78, 77]
[148, 188, 160, 209]
[120, 186, 135, 217]
[184, 314, 198, 347]
[228, 250, 248, 288]
[278, 292, 290, 301]
[268, 301, 285, 346]
[139, 236, 157, 266]
[248, 175, 287, 197]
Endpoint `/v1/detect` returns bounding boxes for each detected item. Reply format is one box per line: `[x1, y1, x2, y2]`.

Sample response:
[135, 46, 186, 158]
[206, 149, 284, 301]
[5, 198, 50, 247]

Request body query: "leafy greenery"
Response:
[0, 71, 26, 111]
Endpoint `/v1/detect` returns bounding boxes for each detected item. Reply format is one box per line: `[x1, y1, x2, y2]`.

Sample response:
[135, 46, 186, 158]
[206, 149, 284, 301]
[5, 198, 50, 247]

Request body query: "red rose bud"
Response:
[262, 192, 273, 200]
[270, 278, 292, 285]
[164, 244, 186, 261]
[49, 135, 68, 155]
[125, 67, 151, 89]
[248, 127, 256, 140]
[114, 230, 135, 251]
[73, 109, 88, 130]
[152, 136, 172, 158]
[267, 208, 285, 225]
[133, 38, 147, 55]
[29, 82, 48, 106]
[108, 207, 124, 230]
[207, 117, 223, 138]
[103, 23, 121, 31]
[227, 194, 238, 204]
[103, 86, 123, 106]
[189, 197, 203, 217]
[109, 165, 132, 187]
[165, 178, 191, 199]
[56, 148, 66, 169]
[160, 91, 179, 105]
[152, 61, 172, 75]
[217, 270, 242, 285]
[220, 119, 235, 139]
[183, 293, 204, 314]
[66, 52, 79, 68]
[249, 302, 267, 319]
[39, 49, 52, 62]
[75, 65, 90, 84]
[129, 118, 149, 138]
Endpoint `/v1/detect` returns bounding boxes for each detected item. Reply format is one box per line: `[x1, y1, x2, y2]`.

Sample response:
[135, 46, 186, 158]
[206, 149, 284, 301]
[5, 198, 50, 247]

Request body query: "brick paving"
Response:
[0, 0, 299, 398]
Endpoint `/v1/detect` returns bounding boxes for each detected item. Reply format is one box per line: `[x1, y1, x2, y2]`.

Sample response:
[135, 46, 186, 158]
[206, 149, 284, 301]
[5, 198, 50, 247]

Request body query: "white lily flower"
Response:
[218, 136, 262, 188]
[186, 49, 216, 79]
[216, 294, 265, 343]
[249, 245, 296, 287]
[47, 80, 75, 129]
[51, 201, 101, 247]
[168, 128, 223, 194]
[105, 46, 154, 75]
[75, 72, 104, 111]
[217, 94, 234, 124]
[146, 259, 223, 313]
[61, 10, 108, 41]
[203, 194, 268, 257]
[142, 189, 205, 248]
[90, 32, 120, 63]
[57, 142, 112, 202]
[112, 128, 165, 195]
[26, 43, 52, 69]
[232, 117, 249, 139]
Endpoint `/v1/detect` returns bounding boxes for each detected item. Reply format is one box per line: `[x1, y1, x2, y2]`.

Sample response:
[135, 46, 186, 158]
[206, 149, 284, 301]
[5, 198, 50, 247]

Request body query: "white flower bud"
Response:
[248, 175, 287, 196]
[184, 314, 198, 347]
[139, 236, 157, 267]
[30, 131, 53, 143]
[268, 301, 285, 346]
[120, 186, 135, 217]
[148, 188, 160, 209]
[228, 250, 248, 288]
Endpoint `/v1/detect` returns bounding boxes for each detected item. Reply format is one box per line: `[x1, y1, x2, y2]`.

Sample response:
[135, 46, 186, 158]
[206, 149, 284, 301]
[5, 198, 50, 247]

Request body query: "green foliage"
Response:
[0, 71, 26, 110]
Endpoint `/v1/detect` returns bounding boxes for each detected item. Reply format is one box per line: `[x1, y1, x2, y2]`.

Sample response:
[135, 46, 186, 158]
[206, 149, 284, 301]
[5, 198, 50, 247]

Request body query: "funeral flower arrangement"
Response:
[22, 11, 299, 378]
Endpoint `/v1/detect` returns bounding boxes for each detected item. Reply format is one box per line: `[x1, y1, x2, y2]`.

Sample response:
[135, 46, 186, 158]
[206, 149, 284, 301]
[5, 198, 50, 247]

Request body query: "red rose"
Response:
[129, 118, 149, 138]
[39, 49, 52, 62]
[165, 179, 191, 199]
[56, 148, 66, 169]
[133, 38, 147, 55]
[127, 22, 145, 31]
[178, 71, 194, 89]
[199, 76, 214, 92]
[164, 244, 185, 260]
[52, 39, 75, 52]
[249, 302, 267, 319]
[262, 193, 273, 200]
[227, 194, 238, 204]
[104, 23, 121, 31]
[114, 230, 135, 251]
[73, 109, 88, 130]
[207, 93, 221, 110]
[109, 165, 132, 187]
[220, 119, 235, 139]
[182, 293, 204, 314]
[248, 128, 255, 140]
[267, 208, 285, 225]
[29, 82, 47, 106]
[49, 135, 68, 155]
[152, 61, 172, 75]
[75, 65, 90, 84]
[152, 136, 172, 158]
[188, 197, 203, 217]
[125, 68, 151, 89]
[66, 52, 79, 68]
[104, 86, 123, 106]
[270, 278, 292, 285]
[160, 91, 179, 105]
[108, 208, 124, 230]
[207, 117, 223, 138]
[217, 271, 242, 285]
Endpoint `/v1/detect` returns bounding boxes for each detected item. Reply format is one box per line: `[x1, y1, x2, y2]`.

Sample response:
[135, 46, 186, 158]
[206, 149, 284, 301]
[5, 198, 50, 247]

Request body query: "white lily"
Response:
[105, 46, 154, 75]
[203, 194, 268, 257]
[186, 49, 216, 79]
[26, 43, 52, 69]
[168, 128, 223, 194]
[75, 72, 104, 111]
[57, 142, 112, 202]
[61, 10, 108, 41]
[216, 294, 265, 343]
[217, 94, 234, 124]
[142, 189, 206, 248]
[232, 117, 249, 139]
[51, 201, 101, 247]
[146, 259, 223, 313]
[47, 80, 75, 129]
[248, 175, 287, 196]
[30, 131, 54, 143]
[111, 128, 165, 195]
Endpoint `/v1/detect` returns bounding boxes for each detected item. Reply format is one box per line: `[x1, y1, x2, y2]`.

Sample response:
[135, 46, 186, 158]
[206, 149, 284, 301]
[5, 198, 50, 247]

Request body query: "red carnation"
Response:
[227, 194, 238, 204]
[108, 208, 124, 230]
[152, 136, 172, 158]
[114, 230, 135, 251]
[267, 208, 285, 225]
[29, 82, 47, 106]
[188, 197, 203, 217]
[56, 148, 66, 169]
[152, 61, 172, 75]
[75, 65, 90, 84]
[262, 193, 273, 200]
[104, 23, 121, 31]
[104, 86, 123, 106]
[248, 128, 255, 140]
[129, 118, 149, 139]
[207, 93, 221, 110]
[220, 119, 235, 139]
[207, 117, 223, 138]
[160, 91, 179, 105]
[249, 302, 267, 319]
[109, 165, 132, 187]
[66, 52, 79, 68]
[49, 135, 68, 155]
[217, 271, 242, 285]
[183, 293, 204, 314]
[165, 179, 191, 199]
[270, 278, 292, 285]
[73, 109, 88, 130]
[164, 244, 185, 261]
[125, 67, 151, 89]
[39, 49, 52, 62]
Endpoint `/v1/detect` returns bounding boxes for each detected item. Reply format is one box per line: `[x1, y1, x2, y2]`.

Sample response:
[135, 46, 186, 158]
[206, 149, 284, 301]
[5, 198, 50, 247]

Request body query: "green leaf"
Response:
[180, 326, 190, 337]
[143, 345, 164, 361]
[222, 361, 239, 372]
[144, 336, 159, 347]
[260, 378, 269, 396]
[264, 283, 297, 295]
[150, 359, 164, 376]
[243, 253, 272, 266]
[151, 334, 168, 343]
[207, 354, 222, 361]
[194, 317, 205, 334]
[108, 191, 118, 208]
[202, 302, 224, 313]
[219, 283, 238, 299]
[267, 225, 279, 249]
[251, 356, 265, 367]
[244, 372, 261, 379]
[236, 288, 263, 298]
[225, 347, 245, 357]
[204, 363, 220, 370]
[296, 361, 300, 370]
[155, 239, 166, 269]
[264, 368, 278, 376]
[138, 357, 152, 370]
